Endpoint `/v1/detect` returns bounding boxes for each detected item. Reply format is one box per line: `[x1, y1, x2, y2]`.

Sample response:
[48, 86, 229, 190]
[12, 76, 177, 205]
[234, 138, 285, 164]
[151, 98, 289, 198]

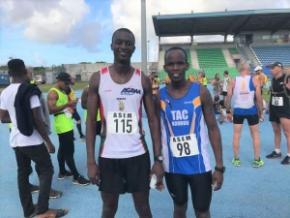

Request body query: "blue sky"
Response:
[0, 0, 289, 67]
[0, 0, 128, 66]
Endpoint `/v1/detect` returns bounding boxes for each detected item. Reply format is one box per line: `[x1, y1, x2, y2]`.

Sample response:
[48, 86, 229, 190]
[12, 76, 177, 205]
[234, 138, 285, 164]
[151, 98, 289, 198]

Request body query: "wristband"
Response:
[215, 166, 226, 173]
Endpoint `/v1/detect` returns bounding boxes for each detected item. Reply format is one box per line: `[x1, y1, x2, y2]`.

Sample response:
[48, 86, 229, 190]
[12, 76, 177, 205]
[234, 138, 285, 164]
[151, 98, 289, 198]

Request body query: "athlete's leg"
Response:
[189, 172, 212, 218]
[132, 191, 152, 218]
[249, 124, 261, 160]
[280, 118, 290, 154]
[271, 121, 281, 151]
[101, 192, 119, 218]
[62, 131, 79, 179]
[57, 135, 66, 174]
[72, 110, 84, 138]
[233, 124, 243, 159]
[165, 173, 188, 218]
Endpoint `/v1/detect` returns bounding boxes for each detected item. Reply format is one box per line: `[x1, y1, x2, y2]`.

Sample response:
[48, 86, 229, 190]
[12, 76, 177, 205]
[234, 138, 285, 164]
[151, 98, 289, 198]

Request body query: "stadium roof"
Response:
[153, 9, 290, 37]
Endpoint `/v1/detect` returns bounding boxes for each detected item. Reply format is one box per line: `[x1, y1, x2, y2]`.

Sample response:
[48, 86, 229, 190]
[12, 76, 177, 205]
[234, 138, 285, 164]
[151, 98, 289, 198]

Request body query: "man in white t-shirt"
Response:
[0, 59, 68, 218]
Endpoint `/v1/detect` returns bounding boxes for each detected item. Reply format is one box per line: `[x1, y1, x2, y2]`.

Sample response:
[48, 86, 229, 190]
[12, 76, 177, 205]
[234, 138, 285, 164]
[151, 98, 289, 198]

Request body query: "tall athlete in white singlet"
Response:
[86, 28, 164, 218]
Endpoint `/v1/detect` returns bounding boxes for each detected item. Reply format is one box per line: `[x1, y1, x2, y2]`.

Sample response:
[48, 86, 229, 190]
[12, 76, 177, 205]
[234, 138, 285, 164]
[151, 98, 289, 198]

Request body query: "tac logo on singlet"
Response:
[171, 110, 190, 126]
[121, 88, 142, 96]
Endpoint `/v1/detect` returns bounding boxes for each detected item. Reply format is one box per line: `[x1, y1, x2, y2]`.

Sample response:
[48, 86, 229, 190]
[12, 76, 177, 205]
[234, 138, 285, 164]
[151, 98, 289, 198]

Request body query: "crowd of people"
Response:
[0, 28, 290, 218]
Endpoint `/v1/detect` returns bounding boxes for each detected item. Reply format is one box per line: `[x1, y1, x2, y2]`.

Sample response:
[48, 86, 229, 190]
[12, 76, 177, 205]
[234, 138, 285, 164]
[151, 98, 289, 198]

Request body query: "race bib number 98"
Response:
[170, 134, 199, 158]
[107, 112, 138, 134]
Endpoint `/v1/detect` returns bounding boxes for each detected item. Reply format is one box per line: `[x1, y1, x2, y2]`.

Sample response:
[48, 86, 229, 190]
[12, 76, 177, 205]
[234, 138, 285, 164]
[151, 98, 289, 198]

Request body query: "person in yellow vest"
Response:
[188, 74, 196, 82]
[47, 72, 89, 185]
[197, 71, 203, 84]
[151, 74, 160, 96]
[164, 75, 171, 85]
[81, 86, 102, 136]
[254, 66, 268, 94]
[65, 84, 85, 139]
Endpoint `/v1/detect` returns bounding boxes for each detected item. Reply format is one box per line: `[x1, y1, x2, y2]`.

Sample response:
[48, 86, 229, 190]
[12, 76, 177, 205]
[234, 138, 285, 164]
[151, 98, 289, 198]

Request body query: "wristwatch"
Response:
[215, 166, 226, 173]
[154, 155, 163, 163]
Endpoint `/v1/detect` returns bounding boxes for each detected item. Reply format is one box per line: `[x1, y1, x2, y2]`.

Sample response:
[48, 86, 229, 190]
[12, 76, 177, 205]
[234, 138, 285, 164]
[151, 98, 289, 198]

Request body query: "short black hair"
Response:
[7, 59, 26, 77]
[224, 70, 229, 75]
[164, 47, 188, 63]
[112, 28, 135, 43]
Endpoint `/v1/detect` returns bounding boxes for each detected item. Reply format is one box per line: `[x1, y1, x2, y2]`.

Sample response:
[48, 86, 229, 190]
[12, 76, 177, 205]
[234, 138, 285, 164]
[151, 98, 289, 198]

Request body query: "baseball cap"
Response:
[268, 62, 283, 69]
[254, 66, 263, 72]
[56, 72, 71, 82]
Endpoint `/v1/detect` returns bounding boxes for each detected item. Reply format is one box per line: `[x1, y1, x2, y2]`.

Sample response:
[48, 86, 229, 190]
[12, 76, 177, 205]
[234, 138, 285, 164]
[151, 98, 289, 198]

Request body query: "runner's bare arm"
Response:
[200, 86, 223, 168]
[142, 73, 162, 157]
[47, 91, 68, 114]
[81, 87, 89, 110]
[225, 79, 235, 111]
[0, 109, 11, 123]
[86, 72, 100, 164]
[254, 78, 263, 115]
[32, 106, 55, 153]
[142, 73, 164, 190]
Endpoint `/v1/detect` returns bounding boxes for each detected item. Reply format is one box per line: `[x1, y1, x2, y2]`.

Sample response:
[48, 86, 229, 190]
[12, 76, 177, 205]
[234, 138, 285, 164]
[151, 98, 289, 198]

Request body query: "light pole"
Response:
[141, 0, 147, 75]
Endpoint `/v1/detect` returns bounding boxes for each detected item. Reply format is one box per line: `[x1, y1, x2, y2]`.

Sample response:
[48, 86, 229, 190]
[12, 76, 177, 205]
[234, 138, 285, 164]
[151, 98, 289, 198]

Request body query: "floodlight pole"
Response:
[141, 0, 148, 75]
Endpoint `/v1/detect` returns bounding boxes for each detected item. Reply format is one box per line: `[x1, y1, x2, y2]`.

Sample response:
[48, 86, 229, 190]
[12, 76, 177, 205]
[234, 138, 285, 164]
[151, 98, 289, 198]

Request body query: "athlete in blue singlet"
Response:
[160, 47, 224, 218]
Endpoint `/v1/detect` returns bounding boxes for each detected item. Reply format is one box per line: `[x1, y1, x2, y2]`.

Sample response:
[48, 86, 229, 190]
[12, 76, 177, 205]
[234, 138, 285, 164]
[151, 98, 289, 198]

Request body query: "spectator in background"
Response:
[197, 71, 208, 87]
[254, 66, 268, 94]
[266, 62, 290, 165]
[211, 73, 222, 97]
[66, 78, 85, 139]
[221, 70, 231, 100]
[0, 59, 68, 218]
[47, 72, 89, 185]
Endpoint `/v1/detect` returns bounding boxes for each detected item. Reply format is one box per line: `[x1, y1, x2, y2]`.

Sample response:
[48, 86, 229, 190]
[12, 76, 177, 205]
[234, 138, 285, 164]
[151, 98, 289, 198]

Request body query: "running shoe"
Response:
[49, 189, 63, 199]
[281, 156, 290, 165]
[232, 158, 241, 167]
[252, 159, 264, 168]
[72, 175, 90, 186]
[58, 171, 73, 180]
[266, 151, 282, 159]
[30, 184, 40, 193]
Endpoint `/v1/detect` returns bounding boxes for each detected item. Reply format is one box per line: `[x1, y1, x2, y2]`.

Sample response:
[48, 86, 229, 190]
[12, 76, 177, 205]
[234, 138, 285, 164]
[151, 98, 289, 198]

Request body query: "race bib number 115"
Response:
[107, 112, 138, 134]
[170, 134, 199, 158]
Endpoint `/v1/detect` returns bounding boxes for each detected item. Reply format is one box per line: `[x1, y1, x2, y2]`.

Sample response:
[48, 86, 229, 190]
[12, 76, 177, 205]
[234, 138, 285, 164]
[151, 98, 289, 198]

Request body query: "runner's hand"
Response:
[88, 162, 100, 185]
[46, 142, 55, 154]
[212, 170, 223, 191]
[151, 162, 165, 191]
[226, 112, 232, 122]
[67, 100, 77, 108]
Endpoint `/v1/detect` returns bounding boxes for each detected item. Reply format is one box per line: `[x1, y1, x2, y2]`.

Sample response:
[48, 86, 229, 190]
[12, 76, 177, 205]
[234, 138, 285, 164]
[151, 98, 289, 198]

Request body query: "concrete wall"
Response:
[63, 62, 157, 82]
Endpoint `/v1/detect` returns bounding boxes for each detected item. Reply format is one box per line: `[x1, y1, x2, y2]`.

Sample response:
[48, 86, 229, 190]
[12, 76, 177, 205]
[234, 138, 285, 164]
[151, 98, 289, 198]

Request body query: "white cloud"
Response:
[111, 0, 290, 61]
[0, 0, 102, 51]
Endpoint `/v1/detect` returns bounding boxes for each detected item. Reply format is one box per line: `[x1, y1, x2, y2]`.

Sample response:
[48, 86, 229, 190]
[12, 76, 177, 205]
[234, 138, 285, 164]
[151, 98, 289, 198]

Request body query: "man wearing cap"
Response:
[254, 66, 268, 121]
[266, 62, 290, 165]
[47, 72, 90, 184]
[254, 66, 268, 94]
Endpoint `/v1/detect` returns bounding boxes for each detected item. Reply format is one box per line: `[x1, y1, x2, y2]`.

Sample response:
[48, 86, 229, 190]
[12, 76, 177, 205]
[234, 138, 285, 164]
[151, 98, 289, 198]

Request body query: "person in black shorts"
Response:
[226, 61, 264, 168]
[86, 28, 164, 218]
[160, 47, 224, 218]
[266, 62, 290, 165]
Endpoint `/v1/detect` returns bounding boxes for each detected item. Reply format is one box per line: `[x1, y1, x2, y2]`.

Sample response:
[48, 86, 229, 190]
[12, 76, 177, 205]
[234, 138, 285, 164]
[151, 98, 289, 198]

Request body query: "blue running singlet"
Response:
[160, 83, 211, 175]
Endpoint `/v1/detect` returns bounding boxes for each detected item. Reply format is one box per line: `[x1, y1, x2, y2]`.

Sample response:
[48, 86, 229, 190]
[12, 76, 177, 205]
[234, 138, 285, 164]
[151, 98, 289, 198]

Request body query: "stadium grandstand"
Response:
[153, 9, 290, 81]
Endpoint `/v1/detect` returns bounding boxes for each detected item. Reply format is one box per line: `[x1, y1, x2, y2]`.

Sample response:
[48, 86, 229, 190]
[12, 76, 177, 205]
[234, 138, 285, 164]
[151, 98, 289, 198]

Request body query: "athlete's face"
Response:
[58, 80, 70, 91]
[164, 50, 189, 83]
[271, 66, 282, 77]
[111, 31, 135, 64]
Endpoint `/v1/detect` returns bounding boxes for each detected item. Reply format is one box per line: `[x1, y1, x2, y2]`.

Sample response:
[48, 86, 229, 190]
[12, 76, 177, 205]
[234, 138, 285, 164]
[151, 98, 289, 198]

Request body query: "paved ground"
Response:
[1, 90, 290, 218]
